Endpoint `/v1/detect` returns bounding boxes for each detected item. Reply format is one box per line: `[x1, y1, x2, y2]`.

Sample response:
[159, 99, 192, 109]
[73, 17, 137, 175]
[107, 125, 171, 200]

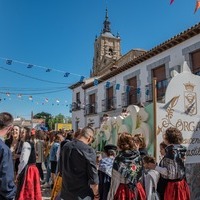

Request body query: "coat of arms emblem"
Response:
[184, 82, 197, 116]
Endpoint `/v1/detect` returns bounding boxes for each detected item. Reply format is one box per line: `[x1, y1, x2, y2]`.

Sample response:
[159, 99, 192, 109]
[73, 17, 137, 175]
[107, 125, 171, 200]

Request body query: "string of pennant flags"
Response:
[0, 84, 152, 105]
[0, 55, 170, 98]
[2, 2, 197, 108]
[92, 78, 169, 96]
[0, 92, 69, 107]
[170, 0, 200, 13]
[0, 56, 87, 79]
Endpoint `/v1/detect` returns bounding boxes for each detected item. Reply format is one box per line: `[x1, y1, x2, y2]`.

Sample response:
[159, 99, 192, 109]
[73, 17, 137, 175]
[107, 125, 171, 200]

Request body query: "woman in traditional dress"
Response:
[107, 132, 146, 200]
[149, 127, 190, 200]
[15, 127, 42, 200]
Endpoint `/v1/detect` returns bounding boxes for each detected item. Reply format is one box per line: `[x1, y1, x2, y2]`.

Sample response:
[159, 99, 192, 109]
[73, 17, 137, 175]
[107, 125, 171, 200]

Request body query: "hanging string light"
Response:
[29, 96, 33, 100]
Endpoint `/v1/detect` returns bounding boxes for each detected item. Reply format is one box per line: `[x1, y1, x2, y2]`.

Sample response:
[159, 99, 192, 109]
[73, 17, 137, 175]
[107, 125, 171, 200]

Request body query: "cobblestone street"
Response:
[42, 186, 51, 200]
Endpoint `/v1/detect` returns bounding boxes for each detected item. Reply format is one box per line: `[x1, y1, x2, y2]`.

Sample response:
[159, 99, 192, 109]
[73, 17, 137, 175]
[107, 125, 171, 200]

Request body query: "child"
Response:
[133, 133, 148, 156]
[143, 156, 160, 200]
[149, 127, 190, 200]
[159, 142, 167, 159]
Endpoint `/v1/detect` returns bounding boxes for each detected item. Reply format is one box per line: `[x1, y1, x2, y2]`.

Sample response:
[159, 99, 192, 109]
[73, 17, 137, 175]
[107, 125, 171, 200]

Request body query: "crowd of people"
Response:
[0, 112, 191, 200]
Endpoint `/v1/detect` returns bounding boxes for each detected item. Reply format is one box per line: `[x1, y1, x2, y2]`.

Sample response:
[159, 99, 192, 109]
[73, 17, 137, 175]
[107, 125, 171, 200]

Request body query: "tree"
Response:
[33, 112, 52, 130]
[47, 113, 65, 130]
[33, 112, 71, 131]
[33, 112, 51, 119]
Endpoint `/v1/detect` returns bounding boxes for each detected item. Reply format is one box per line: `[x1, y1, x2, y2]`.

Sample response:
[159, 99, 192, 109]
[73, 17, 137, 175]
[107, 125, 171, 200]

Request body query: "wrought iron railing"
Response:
[84, 103, 97, 115]
[102, 97, 116, 112]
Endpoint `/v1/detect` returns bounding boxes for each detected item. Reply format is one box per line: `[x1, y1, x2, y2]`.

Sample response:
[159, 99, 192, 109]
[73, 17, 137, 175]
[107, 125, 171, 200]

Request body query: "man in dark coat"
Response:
[60, 126, 99, 200]
[0, 112, 16, 200]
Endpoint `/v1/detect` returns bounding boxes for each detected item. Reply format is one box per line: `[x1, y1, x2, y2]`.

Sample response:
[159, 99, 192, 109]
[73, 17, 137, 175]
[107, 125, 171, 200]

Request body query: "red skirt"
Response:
[114, 182, 146, 200]
[16, 164, 42, 200]
[164, 179, 190, 200]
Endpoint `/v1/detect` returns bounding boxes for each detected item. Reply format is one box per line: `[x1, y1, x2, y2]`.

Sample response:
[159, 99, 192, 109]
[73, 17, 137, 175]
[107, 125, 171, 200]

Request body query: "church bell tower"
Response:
[91, 8, 121, 77]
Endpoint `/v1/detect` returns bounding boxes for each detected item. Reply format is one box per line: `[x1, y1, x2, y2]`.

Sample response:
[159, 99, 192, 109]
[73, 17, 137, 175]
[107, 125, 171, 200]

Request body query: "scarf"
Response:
[113, 150, 142, 190]
[98, 157, 114, 177]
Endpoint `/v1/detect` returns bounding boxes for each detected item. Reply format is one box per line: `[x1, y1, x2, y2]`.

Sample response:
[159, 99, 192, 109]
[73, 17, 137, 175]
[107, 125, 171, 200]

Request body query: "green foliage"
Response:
[33, 112, 71, 130]
[33, 112, 51, 119]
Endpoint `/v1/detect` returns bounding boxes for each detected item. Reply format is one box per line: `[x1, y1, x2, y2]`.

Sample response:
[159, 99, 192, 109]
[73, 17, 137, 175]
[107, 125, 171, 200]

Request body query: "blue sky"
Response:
[0, 0, 199, 119]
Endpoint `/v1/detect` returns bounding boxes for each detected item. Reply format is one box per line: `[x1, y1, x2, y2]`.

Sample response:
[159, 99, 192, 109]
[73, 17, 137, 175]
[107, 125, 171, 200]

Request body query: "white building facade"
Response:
[69, 10, 200, 131]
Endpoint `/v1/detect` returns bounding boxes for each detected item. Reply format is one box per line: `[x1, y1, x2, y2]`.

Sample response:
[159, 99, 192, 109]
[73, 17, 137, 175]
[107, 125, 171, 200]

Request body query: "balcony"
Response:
[70, 102, 81, 112]
[145, 79, 169, 102]
[194, 70, 200, 76]
[84, 103, 97, 115]
[121, 90, 139, 107]
[102, 97, 116, 112]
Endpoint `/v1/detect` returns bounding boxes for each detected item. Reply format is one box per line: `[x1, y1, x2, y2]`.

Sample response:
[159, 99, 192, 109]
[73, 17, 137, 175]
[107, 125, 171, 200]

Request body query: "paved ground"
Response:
[42, 186, 51, 200]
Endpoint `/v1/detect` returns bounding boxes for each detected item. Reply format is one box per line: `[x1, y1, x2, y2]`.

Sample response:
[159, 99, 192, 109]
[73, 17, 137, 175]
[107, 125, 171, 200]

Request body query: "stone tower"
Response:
[91, 8, 121, 77]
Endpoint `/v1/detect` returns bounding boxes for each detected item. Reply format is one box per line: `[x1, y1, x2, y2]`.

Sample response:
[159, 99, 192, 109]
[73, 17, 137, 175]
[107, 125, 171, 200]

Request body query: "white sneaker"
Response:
[42, 182, 51, 188]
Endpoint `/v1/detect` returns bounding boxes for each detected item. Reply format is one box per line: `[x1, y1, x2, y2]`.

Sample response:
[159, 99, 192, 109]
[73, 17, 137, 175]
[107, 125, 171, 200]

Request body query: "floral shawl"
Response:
[113, 150, 142, 189]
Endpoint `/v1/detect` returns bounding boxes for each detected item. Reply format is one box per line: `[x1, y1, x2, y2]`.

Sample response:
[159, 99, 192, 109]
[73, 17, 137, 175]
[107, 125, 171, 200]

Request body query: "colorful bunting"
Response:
[126, 85, 130, 93]
[79, 76, 85, 83]
[137, 88, 141, 94]
[29, 96, 33, 100]
[194, 0, 200, 13]
[116, 83, 120, 90]
[6, 60, 12, 65]
[27, 64, 33, 68]
[94, 79, 98, 86]
[46, 68, 51, 72]
[105, 81, 110, 88]
[64, 72, 70, 77]
[45, 98, 49, 102]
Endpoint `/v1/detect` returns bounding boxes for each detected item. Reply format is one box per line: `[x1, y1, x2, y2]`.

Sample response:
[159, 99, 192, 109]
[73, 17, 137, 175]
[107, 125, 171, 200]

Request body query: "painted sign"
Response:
[156, 62, 200, 164]
[156, 61, 200, 199]
[55, 123, 72, 131]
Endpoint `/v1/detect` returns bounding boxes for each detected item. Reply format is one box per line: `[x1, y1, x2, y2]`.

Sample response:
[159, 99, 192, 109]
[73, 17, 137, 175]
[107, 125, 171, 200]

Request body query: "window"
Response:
[109, 48, 113, 56]
[127, 76, 137, 105]
[76, 92, 80, 104]
[73, 92, 80, 110]
[89, 93, 96, 114]
[191, 50, 200, 75]
[152, 65, 167, 99]
[106, 86, 113, 109]
[102, 86, 116, 112]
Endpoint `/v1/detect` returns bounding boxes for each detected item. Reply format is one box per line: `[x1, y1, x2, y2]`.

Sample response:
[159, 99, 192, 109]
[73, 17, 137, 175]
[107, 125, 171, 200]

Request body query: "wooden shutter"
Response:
[152, 65, 166, 81]
[127, 76, 137, 105]
[107, 86, 113, 99]
[152, 65, 166, 99]
[89, 94, 96, 114]
[191, 50, 200, 74]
